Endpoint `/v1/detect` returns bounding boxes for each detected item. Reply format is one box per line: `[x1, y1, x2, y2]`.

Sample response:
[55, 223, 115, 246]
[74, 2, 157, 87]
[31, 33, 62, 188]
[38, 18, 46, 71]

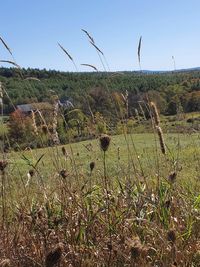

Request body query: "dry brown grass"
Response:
[0, 132, 199, 266]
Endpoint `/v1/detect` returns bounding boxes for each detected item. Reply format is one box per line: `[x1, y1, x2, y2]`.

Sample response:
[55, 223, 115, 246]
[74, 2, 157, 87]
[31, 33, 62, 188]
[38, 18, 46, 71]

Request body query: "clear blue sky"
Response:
[1, 0, 200, 71]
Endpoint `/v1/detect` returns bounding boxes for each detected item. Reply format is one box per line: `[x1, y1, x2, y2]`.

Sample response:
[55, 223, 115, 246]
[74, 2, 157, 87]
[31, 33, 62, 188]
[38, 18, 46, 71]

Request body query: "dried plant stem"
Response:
[52, 101, 60, 145]
[103, 151, 112, 266]
[146, 96, 161, 192]
[0, 82, 5, 155]
[0, 83, 7, 231]
[1, 172, 6, 228]
[31, 111, 38, 136]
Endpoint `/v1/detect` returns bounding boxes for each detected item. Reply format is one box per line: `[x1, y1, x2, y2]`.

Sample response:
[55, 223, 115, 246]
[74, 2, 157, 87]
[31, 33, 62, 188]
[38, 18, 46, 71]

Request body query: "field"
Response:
[8, 132, 200, 185]
[1, 131, 200, 266]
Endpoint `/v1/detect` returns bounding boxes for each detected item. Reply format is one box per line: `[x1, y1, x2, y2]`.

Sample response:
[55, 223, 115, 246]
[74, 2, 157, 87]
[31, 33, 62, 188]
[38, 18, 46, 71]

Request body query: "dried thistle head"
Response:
[130, 243, 148, 261]
[0, 259, 11, 267]
[130, 245, 141, 259]
[127, 237, 147, 261]
[0, 160, 8, 172]
[168, 172, 177, 183]
[99, 134, 111, 152]
[45, 243, 63, 267]
[167, 229, 176, 244]
[29, 169, 35, 177]
[60, 169, 68, 179]
[90, 161, 95, 172]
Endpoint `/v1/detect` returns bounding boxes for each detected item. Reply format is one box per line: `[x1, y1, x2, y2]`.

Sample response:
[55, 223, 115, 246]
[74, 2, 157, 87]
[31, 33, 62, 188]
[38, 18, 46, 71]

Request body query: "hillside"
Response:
[1, 67, 200, 117]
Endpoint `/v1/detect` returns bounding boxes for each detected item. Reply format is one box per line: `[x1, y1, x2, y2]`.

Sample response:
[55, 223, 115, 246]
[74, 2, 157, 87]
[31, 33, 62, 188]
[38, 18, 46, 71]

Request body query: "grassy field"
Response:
[9, 132, 200, 186]
[0, 131, 199, 266]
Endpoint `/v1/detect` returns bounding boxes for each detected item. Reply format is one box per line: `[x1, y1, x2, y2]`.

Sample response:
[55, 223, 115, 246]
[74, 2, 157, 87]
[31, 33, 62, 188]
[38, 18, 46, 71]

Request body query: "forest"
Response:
[1, 67, 200, 117]
[1, 67, 200, 149]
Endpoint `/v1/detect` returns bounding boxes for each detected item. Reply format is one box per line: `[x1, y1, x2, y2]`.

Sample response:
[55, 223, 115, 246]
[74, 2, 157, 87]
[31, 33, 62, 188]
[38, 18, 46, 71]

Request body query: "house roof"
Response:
[17, 100, 74, 113]
[17, 102, 53, 112]
[17, 104, 33, 112]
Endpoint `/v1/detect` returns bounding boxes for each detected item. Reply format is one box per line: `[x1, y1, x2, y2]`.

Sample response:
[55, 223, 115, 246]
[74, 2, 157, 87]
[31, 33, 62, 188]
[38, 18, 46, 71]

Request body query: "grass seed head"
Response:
[99, 134, 111, 152]
[156, 126, 166, 155]
[150, 101, 160, 126]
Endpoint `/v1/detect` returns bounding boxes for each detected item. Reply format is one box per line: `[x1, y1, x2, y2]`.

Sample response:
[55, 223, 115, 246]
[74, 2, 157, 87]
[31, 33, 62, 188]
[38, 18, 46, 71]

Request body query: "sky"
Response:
[1, 0, 200, 72]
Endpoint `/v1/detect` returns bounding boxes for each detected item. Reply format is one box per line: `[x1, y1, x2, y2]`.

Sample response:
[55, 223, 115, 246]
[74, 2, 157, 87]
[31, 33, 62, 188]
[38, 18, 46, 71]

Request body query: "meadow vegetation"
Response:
[1, 124, 200, 266]
[0, 35, 200, 267]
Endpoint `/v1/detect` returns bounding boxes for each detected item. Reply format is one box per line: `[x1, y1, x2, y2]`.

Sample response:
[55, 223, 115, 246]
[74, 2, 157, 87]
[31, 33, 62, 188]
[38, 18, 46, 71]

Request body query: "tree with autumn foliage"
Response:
[8, 109, 34, 146]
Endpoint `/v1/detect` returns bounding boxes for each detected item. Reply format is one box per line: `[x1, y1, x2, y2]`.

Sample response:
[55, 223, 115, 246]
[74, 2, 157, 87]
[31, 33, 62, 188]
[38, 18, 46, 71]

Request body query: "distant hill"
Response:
[1, 66, 200, 117]
[140, 67, 200, 74]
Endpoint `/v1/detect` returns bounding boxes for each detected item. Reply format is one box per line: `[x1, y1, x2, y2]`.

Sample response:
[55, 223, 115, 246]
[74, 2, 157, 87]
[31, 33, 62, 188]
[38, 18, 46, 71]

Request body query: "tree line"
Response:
[1, 67, 200, 118]
[1, 67, 200, 149]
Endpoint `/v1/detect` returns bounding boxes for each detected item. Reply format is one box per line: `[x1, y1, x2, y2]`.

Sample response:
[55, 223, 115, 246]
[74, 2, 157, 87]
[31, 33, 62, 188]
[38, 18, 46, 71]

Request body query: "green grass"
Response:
[0, 123, 8, 136]
[8, 132, 200, 187]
